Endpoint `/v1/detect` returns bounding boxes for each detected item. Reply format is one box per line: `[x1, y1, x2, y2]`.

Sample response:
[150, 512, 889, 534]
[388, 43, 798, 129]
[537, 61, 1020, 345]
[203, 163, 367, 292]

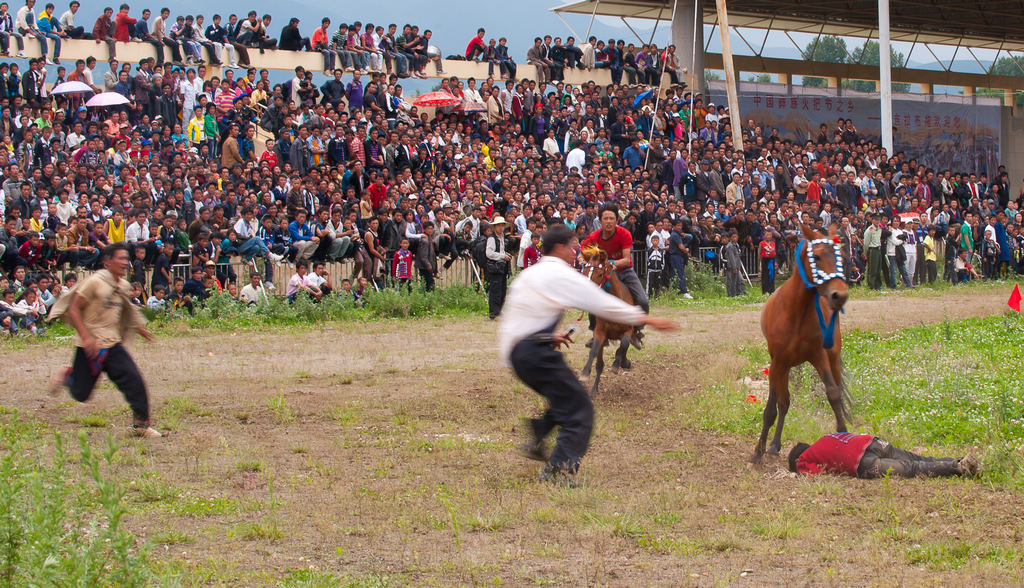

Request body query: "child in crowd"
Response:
[393, 238, 413, 292]
[340, 278, 360, 305]
[646, 234, 665, 296]
[954, 249, 979, 283]
[723, 230, 746, 297]
[168, 277, 194, 314]
[147, 285, 167, 310]
[758, 230, 776, 294]
[416, 223, 438, 292]
[922, 225, 939, 284]
[944, 225, 959, 283]
[130, 282, 146, 306]
[522, 232, 541, 269]
[15, 288, 45, 334]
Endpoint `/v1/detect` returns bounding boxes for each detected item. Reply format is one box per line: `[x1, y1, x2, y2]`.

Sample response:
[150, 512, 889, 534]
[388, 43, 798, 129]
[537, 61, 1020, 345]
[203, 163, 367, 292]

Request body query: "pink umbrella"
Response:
[413, 91, 460, 108]
[85, 92, 130, 107]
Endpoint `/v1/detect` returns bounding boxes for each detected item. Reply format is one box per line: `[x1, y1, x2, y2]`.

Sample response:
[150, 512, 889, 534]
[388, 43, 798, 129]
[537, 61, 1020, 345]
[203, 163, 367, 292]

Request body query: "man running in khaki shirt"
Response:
[50, 242, 162, 437]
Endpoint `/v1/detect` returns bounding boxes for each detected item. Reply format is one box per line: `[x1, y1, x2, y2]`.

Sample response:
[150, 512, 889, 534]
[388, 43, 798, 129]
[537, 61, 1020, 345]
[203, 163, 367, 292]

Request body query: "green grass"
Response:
[62, 413, 111, 428]
[2, 286, 489, 346]
[162, 286, 488, 331]
[841, 315, 1024, 483]
[267, 393, 296, 424]
[683, 313, 1024, 485]
[149, 530, 193, 545]
[154, 493, 245, 517]
[0, 413, 152, 586]
[330, 404, 361, 427]
[236, 459, 264, 473]
[280, 569, 392, 588]
[230, 521, 283, 542]
[905, 540, 1024, 570]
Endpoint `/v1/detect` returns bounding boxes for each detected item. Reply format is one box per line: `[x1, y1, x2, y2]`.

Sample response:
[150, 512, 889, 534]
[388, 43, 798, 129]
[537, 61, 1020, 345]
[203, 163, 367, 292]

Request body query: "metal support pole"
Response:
[584, 0, 601, 41]
[714, 0, 743, 150]
[645, 0, 681, 168]
[555, 12, 582, 42]
[878, 0, 893, 153]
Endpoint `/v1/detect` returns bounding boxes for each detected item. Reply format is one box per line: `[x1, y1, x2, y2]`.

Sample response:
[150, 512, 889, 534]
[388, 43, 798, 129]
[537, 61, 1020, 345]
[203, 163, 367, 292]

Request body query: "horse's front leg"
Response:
[581, 333, 599, 377]
[815, 346, 847, 434]
[811, 348, 846, 433]
[591, 339, 605, 395]
[752, 361, 789, 462]
[611, 334, 630, 371]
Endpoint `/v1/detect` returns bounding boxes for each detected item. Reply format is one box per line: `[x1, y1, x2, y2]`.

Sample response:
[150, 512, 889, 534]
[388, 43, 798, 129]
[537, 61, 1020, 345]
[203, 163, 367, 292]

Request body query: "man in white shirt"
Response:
[306, 261, 331, 296]
[239, 272, 268, 305]
[542, 130, 561, 159]
[499, 224, 676, 486]
[58, 0, 84, 38]
[885, 218, 909, 288]
[565, 145, 586, 177]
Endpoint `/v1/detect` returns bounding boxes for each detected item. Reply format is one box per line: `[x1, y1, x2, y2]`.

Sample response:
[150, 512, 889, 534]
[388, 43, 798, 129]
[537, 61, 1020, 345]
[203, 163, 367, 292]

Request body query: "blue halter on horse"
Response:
[795, 237, 845, 349]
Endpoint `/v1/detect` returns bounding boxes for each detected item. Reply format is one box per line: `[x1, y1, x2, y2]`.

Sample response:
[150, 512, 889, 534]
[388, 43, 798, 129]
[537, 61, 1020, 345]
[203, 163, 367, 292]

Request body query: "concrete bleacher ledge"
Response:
[24, 38, 674, 88]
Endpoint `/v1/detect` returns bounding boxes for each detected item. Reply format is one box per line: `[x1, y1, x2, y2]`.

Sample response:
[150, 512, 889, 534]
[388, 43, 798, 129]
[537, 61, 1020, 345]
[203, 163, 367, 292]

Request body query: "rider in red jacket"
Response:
[788, 432, 979, 479]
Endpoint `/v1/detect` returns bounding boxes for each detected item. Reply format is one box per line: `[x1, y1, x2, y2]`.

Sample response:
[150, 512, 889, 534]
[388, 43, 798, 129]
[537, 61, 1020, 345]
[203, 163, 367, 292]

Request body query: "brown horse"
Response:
[580, 247, 635, 394]
[752, 224, 850, 463]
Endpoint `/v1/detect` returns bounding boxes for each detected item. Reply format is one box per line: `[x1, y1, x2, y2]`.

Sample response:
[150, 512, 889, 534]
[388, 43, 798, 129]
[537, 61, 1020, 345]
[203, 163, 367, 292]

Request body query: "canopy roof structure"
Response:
[552, 0, 1024, 52]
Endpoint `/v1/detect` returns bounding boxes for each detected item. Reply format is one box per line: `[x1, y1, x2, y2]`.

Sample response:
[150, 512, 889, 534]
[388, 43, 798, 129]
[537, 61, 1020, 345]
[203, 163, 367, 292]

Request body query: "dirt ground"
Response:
[2, 288, 1022, 586]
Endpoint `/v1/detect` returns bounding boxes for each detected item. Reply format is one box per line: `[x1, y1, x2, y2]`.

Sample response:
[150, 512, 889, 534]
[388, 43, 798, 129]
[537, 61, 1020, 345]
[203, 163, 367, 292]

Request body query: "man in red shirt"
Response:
[580, 204, 649, 348]
[465, 28, 486, 61]
[113, 4, 136, 43]
[368, 176, 388, 211]
[788, 432, 979, 479]
[806, 171, 822, 204]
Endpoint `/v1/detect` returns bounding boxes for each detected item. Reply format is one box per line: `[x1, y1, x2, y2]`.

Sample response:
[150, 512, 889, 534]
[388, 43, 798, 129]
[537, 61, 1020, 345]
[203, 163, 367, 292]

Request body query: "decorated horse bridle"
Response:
[585, 261, 613, 291]
[796, 237, 845, 350]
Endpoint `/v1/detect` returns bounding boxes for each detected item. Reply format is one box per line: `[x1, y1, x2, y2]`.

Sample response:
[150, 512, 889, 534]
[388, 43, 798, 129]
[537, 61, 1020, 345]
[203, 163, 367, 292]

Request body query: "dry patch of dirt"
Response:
[0, 288, 1020, 586]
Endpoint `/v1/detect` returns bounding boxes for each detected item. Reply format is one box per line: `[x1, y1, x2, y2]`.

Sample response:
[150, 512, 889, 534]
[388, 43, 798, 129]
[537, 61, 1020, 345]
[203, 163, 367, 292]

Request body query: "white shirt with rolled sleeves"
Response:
[498, 256, 646, 366]
[485, 233, 506, 261]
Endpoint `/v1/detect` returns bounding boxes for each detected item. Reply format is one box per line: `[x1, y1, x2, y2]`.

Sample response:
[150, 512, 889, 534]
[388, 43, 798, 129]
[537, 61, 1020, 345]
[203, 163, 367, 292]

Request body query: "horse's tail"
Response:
[839, 358, 854, 423]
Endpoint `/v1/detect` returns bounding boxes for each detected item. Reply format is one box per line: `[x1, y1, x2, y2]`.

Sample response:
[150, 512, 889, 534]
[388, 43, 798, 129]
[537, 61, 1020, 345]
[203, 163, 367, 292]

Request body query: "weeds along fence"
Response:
[49, 243, 786, 299]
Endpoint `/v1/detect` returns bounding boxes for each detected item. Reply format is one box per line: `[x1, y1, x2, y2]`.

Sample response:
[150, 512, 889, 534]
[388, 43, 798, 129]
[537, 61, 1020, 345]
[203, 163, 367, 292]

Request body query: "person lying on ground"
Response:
[788, 432, 979, 479]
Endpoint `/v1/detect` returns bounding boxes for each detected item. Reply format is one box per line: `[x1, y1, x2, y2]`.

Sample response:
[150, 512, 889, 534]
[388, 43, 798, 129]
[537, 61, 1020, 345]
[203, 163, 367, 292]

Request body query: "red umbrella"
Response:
[414, 91, 460, 108]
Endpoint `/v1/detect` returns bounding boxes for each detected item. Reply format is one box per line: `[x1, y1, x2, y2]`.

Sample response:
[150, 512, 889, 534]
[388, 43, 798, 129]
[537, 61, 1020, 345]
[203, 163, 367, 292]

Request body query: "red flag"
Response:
[762, 367, 770, 375]
[1009, 285, 1022, 312]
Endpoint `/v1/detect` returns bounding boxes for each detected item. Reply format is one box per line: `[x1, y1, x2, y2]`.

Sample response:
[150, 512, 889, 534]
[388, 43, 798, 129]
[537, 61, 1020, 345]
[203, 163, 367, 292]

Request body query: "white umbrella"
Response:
[85, 92, 130, 107]
[51, 81, 93, 95]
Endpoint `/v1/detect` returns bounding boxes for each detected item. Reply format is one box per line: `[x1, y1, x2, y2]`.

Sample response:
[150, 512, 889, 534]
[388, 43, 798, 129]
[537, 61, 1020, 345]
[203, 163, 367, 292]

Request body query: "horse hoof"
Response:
[748, 454, 764, 465]
[620, 359, 632, 370]
[766, 447, 781, 456]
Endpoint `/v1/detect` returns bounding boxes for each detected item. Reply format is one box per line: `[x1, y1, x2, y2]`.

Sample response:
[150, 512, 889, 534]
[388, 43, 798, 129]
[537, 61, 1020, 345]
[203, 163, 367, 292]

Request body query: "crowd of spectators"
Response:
[1, 1, 1023, 336]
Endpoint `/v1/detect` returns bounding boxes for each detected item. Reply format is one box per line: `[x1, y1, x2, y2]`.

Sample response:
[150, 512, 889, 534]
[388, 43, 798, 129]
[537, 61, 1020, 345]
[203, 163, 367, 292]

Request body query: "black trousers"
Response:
[161, 38, 183, 62]
[857, 439, 960, 479]
[761, 257, 775, 294]
[486, 270, 507, 318]
[924, 259, 937, 283]
[68, 343, 150, 422]
[511, 337, 594, 473]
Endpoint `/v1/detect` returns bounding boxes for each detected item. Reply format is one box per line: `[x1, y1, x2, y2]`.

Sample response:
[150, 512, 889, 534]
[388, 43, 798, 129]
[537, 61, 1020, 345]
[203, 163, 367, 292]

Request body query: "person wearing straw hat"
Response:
[484, 215, 510, 319]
